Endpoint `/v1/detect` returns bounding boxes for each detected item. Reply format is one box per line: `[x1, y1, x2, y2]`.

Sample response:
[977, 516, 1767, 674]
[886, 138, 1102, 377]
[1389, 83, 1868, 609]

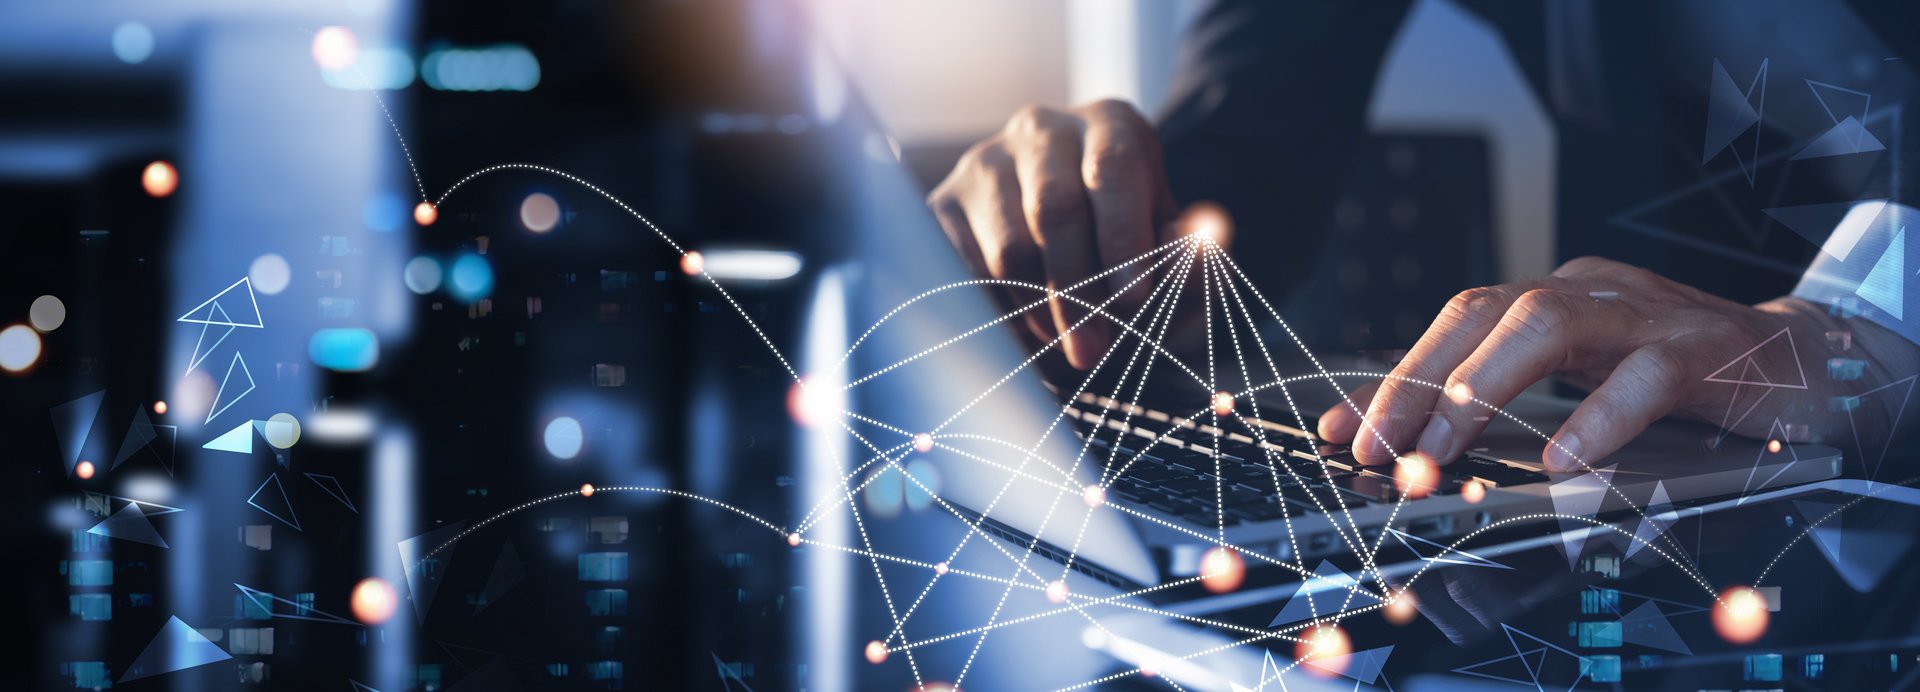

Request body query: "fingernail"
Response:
[1415, 416, 1453, 461]
[1546, 433, 1582, 472]
[1358, 425, 1390, 459]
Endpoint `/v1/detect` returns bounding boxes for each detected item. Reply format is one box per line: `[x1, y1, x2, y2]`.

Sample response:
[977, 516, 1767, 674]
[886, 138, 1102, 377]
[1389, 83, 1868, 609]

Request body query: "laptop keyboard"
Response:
[1064, 394, 1550, 528]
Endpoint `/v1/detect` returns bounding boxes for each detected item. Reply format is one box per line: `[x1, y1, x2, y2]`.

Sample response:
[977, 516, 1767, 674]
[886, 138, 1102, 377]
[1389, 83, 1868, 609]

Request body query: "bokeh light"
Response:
[362, 192, 408, 232]
[0, 324, 43, 373]
[1082, 484, 1105, 508]
[75, 460, 95, 480]
[249, 254, 291, 295]
[1767, 439, 1783, 454]
[1199, 546, 1245, 594]
[111, 22, 154, 64]
[311, 26, 359, 71]
[1211, 390, 1234, 417]
[912, 432, 933, 453]
[403, 256, 443, 294]
[1461, 478, 1486, 504]
[350, 577, 397, 625]
[544, 416, 584, 459]
[1294, 624, 1352, 678]
[903, 459, 940, 512]
[142, 160, 177, 198]
[1383, 590, 1419, 625]
[1394, 455, 1438, 500]
[520, 192, 560, 233]
[413, 201, 438, 226]
[1045, 579, 1068, 603]
[864, 640, 889, 665]
[448, 253, 494, 302]
[29, 295, 66, 332]
[152, 401, 167, 415]
[1713, 585, 1769, 644]
[170, 370, 216, 421]
[263, 413, 301, 449]
[933, 561, 948, 575]
[680, 250, 704, 276]
[786, 379, 845, 428]
[580, 483, 595, 498]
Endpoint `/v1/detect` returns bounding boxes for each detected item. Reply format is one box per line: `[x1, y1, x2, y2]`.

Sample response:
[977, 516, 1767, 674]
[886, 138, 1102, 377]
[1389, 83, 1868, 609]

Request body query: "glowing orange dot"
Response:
[1199, 547, 1245, 594]
[1383, 591, 1419, 625]
[787, 533, 801, 547]
[921, 683, 957, 692]
[1713, 585, 1769, 644]
[152, 400, 168, 415]
[142, 161, 177, 198]
[1461, 479, 1487, 504]
[1294, 624, 1352, 678]
[1082, 484, 1106, 508]
[311, 26, 359, 71]
[579, 483, 595, 497]
[1182, 201, 1233, 247]
[1447, 382, 1474, 405]
[913, 432, 934, 453]
[1767, 439, 1783, 454]
[864, 640, 889, 665]
[350, 577, 397, 625]
[75, 461, 95, 480]
[786, 378, 845, 428]
[933, 562, 948, 575]
[1045, 580, 1069, 603]
[680, 251, 705, 276]
[1211, 391, 1235, 417]
[413, 201, 438, 226]
[1394, 456, 1437, 499]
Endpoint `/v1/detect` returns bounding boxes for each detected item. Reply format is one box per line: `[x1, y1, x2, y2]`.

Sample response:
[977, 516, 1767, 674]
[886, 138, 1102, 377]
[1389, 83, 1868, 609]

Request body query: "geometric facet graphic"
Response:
[1740, 419, 1801, 502]
[112, 406, 179, 475]
[119, 616, 232, 683]
[1550, 466, 1614, 569]
[1620, 600, 1692, 655]
[1302, 645, 1393, 685]
[1855, 227, 1905, 320]
[1452, 624, 1592, 689]
[1701, 58, 1768, 186]
[1267, 560, 1384, 628]
[52, 389, 107, 476]
[184, 302, 239, 375]
[87, 502, 169, 549]
[234, 583, 361, 625]
[398, 521, 466, 625]
[1624, 481, 1675, 560]
[206, 352, 257, 424]
[1702, 328, 1809, 389]
[305, 472, 357, 513]
[1386, 527, 1512, 570]
[1793, 115, 1886, 160]
[177, 276, 264, 328]
[203, 420, 256, 454]
[1762, 199, 1885, 261]
[246, 473, 301, 531]
[1795, 499, 1914, 593]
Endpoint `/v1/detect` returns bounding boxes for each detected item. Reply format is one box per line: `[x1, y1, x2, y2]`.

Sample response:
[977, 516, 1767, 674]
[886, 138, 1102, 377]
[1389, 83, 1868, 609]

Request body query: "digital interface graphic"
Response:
[10, 2, 1920, 691]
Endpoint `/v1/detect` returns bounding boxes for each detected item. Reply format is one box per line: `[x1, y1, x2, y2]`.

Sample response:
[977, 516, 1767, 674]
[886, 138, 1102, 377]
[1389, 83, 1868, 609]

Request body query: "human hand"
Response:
[928, 100, 1212, 369]
[1316, 256, 1826, 471]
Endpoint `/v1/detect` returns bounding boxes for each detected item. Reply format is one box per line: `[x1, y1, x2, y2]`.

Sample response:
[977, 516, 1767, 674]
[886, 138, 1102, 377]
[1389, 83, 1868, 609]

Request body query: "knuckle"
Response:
[1628, 343, 1689, 392]
[1083, 146, 1143, 190]
[1006, 103, 1060, 136]
[1505, 289, 1573, 344]
[983, 240, 1038, 280]
[1086, 98, 1143, 124]
[1441, 286, 1505, 326]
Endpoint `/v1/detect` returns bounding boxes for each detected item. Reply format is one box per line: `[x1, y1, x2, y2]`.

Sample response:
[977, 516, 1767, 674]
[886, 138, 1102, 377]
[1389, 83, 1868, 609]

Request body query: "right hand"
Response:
[927, 99, 1188, 369]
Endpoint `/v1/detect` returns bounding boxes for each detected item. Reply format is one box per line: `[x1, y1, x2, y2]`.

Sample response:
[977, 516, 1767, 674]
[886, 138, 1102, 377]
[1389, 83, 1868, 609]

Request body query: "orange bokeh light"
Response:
[1383, 590, 1419, 625]
[913, 432, 934, 453]
[413, 201, 438, 227]
[1713, 585, 1769, 644]
[350, 577, 398, 625]
[1461, 478, 1487, 504]
[311, 26, 359, 71]
[864, 640, 889, 664]
[1294, 624, 1352, 678]
[153, 400, 168, 415]
[142, 161, 177, 198]
[75, 461, 95, 480]
[1211, 390, 1234, 417]
[680, 251, 705, 276]
[1199, 546, 1245, 594]
[1394, 456, 1437, 499]
[579, 483, 595, 497]
[1082, 484, 1106, 508]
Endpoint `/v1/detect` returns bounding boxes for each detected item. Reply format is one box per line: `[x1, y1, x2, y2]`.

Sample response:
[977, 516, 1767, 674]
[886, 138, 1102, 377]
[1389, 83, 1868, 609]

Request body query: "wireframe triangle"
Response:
[204, 420, 255, 454]
[177, 276, 264, 328]
[119, 616, 231, 682]
[234, 583, 362, 625]
[88, 502, 169, 549]
[1762, 199, 1885, 261]
[1856, 228, 1905, 320]
[1551, 466, 1614, 569]
[1620, 600, 1692, 654]
[184, 302, 239, 376]
[1793, 116, 1887, 160]
[305, 473, 357, 513]
[1452, 651, 1538, 686]
[246, 473, 301, 530]
[1386, 527, 1511, 569]
[1739, 419, 1800, 503]
[399, 521, 466, 625]
[53, 389, 106, 476]
[1702, 328, 1809, 389]
[1625, 481, 1675, 560]
[206, 353, 257, 424]
[1703, 59, 1762, 164]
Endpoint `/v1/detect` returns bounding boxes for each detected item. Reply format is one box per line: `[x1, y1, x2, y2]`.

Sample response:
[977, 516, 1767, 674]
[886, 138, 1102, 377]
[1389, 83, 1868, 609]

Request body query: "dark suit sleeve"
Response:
[1157, 0, 1414, 303]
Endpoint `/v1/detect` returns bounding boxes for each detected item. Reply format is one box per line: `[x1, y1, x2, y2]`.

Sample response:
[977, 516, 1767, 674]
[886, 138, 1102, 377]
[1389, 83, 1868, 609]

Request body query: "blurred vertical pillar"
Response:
[796, 268, 851, 690]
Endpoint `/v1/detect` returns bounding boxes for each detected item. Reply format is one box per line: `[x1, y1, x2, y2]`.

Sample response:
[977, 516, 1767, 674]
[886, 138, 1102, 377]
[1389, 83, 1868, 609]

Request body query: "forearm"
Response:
[1755, 295, 1920, 452]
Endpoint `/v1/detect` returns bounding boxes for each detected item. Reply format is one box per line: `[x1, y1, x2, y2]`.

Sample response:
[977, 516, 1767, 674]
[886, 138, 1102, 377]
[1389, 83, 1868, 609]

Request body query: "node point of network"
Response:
[913, 432, 934, 453]
[579, 483, 594, 497]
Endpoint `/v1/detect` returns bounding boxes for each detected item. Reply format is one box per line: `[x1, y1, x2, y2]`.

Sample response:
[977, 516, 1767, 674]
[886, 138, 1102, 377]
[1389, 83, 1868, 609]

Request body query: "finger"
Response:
[929, 190, 988, 278]
[1352, 285, 1523, 465]
[1079, 100, 1159, 312]
[1544, 341, 1694, 471]
[962, 144, 1055, 346]
[1010, 108, 1108, 369]
[1316, 381, 1380, 443]
[1416, 288, 1643, 466]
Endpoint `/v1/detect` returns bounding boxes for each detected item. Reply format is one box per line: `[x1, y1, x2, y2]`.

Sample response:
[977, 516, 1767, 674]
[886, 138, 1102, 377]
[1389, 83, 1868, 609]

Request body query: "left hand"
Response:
[1315, 256, 1813, 471]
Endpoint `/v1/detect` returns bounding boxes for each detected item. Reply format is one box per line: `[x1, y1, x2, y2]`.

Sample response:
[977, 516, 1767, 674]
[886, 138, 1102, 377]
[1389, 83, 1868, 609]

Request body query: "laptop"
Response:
[830, 91, 1843, 603]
